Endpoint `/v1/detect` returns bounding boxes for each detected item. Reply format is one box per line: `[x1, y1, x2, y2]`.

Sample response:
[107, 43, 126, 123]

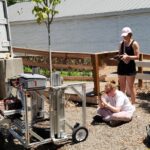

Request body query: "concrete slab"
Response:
[0, 58, 23, 99]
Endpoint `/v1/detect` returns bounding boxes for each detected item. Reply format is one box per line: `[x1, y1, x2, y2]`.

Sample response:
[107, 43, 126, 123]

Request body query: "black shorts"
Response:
[117, 60, 136, 76]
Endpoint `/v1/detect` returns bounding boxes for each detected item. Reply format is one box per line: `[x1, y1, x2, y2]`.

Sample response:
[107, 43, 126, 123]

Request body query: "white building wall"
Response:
[10, 12, 150, 53]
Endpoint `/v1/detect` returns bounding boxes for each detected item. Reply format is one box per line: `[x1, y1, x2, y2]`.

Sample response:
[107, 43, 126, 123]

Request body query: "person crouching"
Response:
[92, 80, 135, 127]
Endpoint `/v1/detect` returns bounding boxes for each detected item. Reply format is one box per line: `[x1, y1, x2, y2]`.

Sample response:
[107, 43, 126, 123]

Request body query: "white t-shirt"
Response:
[104, 90, 135, 113]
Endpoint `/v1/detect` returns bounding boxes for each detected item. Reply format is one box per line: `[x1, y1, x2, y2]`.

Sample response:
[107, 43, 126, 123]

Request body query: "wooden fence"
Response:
[135, 53, 150, 87]
[13, 47, 150, 96]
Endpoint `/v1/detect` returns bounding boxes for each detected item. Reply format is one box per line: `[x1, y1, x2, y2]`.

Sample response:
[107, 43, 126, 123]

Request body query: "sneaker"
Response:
[91, 115, 103, 125]
[109, 120, 125, 127]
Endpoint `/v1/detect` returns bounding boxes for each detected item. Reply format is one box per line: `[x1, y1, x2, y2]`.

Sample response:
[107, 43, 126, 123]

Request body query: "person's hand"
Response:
[121, 53, 130, 64]
[99, 101, 105, 108]
[98, 96, 106, 108]
[100, 97, 108, 107]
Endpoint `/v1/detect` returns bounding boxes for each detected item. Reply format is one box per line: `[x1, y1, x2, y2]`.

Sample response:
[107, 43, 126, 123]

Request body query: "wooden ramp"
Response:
[64, 81, 107, 105]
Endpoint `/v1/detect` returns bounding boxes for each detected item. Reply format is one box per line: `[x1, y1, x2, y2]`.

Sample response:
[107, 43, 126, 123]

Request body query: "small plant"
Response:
[23, 66, 92, 78]
[60, 70, 92, 77]
[39, 68, 50, 76]
[24, 66, 32, 73]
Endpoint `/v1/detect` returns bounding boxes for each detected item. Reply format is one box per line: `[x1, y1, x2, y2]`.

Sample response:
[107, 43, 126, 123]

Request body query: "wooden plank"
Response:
[136, 73, 150, 80]
[136, 61, 150, 67]
[137, 54, 143, 87]
[23, 60, 93, 70]
[53, 64, 93, 70]
[63, 75, 106, 81]
[52, 53, 92, 59]
[143, 53, 150, 60]
[13, 47, 92, 58]
[91, 54, 100, 96]
[13, 47, 49, 56]
[23, 60, 49, 68]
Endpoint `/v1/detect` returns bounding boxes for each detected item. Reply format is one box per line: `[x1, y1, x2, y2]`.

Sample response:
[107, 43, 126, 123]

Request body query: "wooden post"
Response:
[138, 53, 143, 87]
[91, 54, 100, 96]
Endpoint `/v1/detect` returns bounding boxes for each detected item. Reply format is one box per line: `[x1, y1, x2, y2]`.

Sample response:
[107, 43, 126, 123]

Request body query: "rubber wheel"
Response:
[72, 126, 88, 143]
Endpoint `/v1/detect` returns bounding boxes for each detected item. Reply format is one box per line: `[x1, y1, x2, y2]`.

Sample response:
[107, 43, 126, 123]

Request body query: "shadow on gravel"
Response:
[143, 137, 150, 148]
[0, 139, 24, 150]
[34, 143, 67, 150]
[137, 92, 150, 113]
[0, 135, 68, 150]
[137, 92, 150, 101]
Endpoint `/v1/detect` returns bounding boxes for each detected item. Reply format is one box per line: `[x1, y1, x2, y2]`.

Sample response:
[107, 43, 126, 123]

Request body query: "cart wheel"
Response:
[72, 126, 88, 143]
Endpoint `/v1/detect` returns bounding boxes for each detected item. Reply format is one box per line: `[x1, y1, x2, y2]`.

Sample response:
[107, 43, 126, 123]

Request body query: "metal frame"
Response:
[7, 82, 87, 149]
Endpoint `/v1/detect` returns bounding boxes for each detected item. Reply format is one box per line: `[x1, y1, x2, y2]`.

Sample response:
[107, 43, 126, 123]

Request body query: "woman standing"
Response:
[117, 27, 140, 104]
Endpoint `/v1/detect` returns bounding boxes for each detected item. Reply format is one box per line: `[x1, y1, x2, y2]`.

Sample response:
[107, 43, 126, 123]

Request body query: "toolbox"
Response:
[19, 73, 47, 89]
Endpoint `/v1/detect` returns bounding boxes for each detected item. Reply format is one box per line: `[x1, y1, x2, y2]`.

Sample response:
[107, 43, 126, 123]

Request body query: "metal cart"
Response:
[0, 74, 88, 149]
[0, 1, 88, 148]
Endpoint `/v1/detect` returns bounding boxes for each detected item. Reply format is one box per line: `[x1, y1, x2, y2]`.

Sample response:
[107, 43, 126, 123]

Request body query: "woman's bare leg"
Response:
[126, 75, 136, 104]
[118, 75, 126, 93]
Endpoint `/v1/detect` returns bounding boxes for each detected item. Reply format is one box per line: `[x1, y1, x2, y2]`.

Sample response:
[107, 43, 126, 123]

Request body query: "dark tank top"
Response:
[117, 40, 136, 76]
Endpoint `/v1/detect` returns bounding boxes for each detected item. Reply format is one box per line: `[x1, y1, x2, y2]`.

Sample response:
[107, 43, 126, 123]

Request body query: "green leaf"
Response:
[42, 12, 48, 19]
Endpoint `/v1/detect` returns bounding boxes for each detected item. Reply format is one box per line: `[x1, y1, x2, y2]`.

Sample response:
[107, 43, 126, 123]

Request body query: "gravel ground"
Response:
[58, 90, 150, 150]
[0, 65, 150, 150]
[60, 96, 150, 150]
[1, 90, 150, 150]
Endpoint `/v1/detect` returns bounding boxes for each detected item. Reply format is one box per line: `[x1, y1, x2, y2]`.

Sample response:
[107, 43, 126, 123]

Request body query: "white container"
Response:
[51, 72, 62, 86]
[19, 73, 47, 89]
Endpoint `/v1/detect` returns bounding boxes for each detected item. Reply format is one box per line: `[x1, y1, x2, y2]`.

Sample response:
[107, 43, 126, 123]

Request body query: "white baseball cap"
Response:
[121, 27, 132, 37]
